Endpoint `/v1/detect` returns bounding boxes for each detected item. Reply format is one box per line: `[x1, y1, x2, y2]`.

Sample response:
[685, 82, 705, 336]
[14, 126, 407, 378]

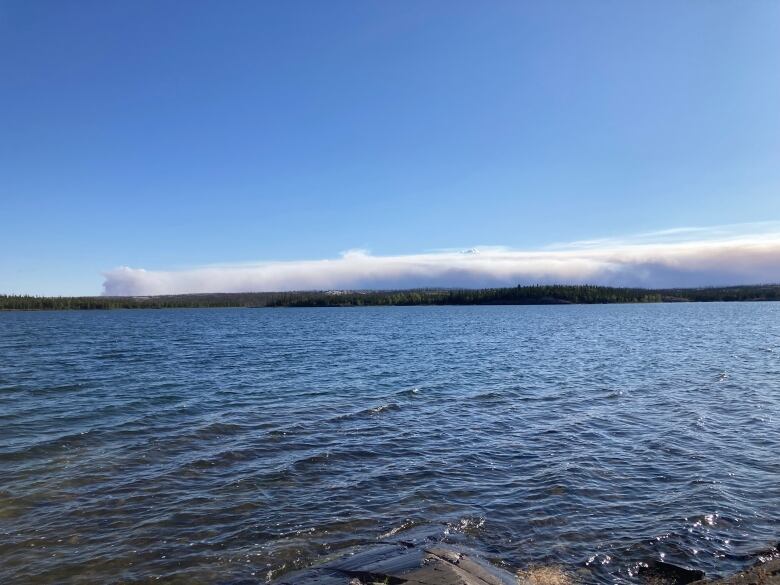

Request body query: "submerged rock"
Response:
[271, 538, 516, 585]
[692, 558, 780, 585]
[638, 560, 705, 585]
[273, 529, 780, 585]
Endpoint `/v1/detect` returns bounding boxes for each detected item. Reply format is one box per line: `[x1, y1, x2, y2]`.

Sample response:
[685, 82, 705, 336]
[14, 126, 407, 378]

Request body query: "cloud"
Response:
[102, 224, 780, 296]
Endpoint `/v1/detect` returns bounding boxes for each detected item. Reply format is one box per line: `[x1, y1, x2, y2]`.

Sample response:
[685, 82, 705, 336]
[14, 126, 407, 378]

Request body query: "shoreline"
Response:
[3, 299, 780, 313]
[272, 531, 780, 585]
[4, 283, 780, 311]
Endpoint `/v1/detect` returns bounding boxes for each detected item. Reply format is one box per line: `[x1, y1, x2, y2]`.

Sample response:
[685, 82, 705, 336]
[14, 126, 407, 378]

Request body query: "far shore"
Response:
[3, 284, 780, 311]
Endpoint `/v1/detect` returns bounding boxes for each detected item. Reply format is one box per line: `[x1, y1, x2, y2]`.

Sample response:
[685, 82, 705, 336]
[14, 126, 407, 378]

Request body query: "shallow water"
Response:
[1, 303, 779, 584]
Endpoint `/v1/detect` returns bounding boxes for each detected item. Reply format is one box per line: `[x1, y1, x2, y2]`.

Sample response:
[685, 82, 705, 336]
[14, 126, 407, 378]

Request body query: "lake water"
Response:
[1, 304, 779, 584]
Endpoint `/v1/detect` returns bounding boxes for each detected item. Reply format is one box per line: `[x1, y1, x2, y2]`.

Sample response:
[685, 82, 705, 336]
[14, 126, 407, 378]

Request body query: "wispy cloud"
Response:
[102, 223, 780, 296]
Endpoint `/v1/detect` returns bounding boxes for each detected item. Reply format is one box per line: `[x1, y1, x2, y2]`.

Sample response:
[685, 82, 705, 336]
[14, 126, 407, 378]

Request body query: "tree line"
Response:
[3, 284, 780, 311]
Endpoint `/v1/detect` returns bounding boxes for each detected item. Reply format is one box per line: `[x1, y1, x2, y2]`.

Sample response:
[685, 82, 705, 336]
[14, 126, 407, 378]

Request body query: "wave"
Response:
[334, 402, 402, 422]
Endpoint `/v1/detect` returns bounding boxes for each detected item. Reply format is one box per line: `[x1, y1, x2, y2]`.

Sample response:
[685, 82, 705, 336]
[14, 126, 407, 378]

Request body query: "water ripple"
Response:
[1, 304, 779, 583]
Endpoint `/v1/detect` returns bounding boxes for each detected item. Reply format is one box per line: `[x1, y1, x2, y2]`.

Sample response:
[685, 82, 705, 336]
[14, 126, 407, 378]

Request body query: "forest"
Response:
[3, 284, 780, 311]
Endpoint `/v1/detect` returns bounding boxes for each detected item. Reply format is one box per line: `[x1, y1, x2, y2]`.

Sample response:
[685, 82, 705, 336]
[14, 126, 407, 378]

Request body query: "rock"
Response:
[755, 543, 780, 563]
[637, 560, 705, 585]
[271, 539, 516, 585]
[691, 558, 780, 585]
[271, 530, 780, 585]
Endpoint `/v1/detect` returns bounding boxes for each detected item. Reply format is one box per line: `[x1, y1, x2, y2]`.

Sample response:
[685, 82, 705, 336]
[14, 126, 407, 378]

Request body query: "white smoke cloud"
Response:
[102, 224, 780, 296]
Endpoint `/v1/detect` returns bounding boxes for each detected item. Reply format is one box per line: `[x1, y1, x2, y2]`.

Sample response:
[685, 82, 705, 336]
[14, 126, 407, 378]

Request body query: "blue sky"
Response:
[2, 1, 780, 295]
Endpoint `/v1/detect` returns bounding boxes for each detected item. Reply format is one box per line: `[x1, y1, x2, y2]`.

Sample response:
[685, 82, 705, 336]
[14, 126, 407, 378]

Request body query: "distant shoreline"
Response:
[3, 283, 780, 311]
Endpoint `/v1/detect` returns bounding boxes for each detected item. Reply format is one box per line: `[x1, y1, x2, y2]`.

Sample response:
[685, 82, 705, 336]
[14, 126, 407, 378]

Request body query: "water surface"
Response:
[1, 304, 779, 583]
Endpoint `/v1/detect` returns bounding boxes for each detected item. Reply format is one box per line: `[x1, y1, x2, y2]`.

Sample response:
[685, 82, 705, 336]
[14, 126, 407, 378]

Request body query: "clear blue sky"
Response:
[2, 1, 780, 295]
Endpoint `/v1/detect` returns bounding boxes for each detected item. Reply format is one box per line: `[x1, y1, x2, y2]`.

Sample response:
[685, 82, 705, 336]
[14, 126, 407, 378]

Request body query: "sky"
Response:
[2, 1, 780, 295]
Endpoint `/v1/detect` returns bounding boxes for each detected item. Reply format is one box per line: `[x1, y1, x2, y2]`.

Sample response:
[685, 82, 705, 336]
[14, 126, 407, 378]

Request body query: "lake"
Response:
[1, 303, 779, 584]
